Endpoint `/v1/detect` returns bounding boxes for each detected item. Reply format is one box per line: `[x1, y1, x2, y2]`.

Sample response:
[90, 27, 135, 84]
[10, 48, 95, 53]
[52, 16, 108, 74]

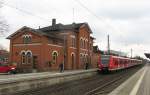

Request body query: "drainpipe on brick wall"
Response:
[63, 35, 66, 70]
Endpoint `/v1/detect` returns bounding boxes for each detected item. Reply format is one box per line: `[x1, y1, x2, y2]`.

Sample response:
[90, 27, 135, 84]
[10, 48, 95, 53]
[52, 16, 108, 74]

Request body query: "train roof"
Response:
[101, 55, 142, 61]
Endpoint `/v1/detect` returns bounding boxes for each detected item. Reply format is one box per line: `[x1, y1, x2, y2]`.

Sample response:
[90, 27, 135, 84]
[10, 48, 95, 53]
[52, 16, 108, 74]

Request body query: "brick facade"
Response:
[7, 20, 97, 72]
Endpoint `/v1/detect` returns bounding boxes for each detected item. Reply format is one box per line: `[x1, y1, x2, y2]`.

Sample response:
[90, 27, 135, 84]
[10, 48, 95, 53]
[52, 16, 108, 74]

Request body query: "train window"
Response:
[102, 59, 109, 64]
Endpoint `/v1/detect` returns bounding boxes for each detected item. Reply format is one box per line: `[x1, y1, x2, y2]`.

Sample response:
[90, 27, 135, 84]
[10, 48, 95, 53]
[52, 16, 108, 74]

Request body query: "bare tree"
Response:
[0, 0, 9, 36]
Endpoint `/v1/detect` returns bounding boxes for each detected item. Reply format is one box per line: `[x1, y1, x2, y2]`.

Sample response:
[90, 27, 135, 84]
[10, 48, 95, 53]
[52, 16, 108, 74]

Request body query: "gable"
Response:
[8, 27, 43, 44]
[79, 23, 92, 34]
[7, 26, 42, 40]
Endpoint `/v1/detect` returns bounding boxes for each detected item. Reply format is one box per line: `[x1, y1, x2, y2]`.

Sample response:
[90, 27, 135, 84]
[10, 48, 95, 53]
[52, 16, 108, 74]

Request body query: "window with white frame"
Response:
[80, 54, 83, 64]
[21, 50, 32, 64]
[52, 51, 58, 64]
[71, 38, 76, 47]
[23, 35, 32, 44]
[26, 52, 32, 64]
[80, 39, 83, 48]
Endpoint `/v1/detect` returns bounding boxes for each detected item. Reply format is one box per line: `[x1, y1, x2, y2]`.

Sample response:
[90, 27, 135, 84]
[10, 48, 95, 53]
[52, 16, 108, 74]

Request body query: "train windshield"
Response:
[101, 55, 110, 64]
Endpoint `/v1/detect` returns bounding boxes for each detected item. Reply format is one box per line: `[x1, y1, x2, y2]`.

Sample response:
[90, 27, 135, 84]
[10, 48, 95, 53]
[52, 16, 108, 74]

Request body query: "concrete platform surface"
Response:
[0, 69, 98, 95]
[108, 64, 149, 95]
[136, 64, 150, 95]
[0, 69, 97, 84]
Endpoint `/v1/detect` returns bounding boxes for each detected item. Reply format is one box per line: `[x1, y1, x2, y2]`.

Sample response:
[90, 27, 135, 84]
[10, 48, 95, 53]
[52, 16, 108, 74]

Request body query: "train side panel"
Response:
[98, 55, 143, 73]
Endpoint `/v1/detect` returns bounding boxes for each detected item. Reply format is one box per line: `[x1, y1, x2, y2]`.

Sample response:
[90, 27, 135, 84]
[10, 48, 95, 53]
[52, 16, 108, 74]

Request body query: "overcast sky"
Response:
[0, 0, 150, 58]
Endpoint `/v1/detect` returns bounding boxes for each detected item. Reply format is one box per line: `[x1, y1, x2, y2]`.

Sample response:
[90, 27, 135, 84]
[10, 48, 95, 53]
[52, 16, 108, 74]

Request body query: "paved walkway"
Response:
[0, 69, 97, 83]
[136, 63, 150, 95]
[109, 63, 150, 95]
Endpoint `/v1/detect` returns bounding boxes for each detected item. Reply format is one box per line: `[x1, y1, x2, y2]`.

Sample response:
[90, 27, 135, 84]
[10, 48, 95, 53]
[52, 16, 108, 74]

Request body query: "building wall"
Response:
[91, 53, 100, 68]
[10, 30, 66, 72]
[67, 32, 77, 70]
[10, 31, 43, 72]
[44, 43, 64, 70]
[9, 25, 95, 72]
[78, 25, 92, 69]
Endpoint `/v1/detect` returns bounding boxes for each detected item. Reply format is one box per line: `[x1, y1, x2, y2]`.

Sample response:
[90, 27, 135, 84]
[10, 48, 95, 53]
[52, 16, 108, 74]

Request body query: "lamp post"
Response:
[131, 48, 133, 58]
[62, 33, 69, 70]
[63, 35, 66, 70]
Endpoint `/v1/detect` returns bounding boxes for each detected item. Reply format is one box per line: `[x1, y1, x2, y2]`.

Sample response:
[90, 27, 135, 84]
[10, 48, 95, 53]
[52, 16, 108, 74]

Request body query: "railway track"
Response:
[85, 66, 144, 95]
[11, 65, 144, 95]
[84, 74, 125, 95]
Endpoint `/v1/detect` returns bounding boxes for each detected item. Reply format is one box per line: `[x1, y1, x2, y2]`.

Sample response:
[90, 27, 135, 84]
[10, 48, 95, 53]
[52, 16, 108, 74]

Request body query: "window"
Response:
[83, 40, 85, 49]
[85, 41, 87, 49]
[80, 54, 83, 64]
[21, 52, 26, 64]
[80, 39, 83, 48]
[52, 51, 58, 64]
[85, 39, 88, 49]
[23, 35, 32, 44]
[26, 52, 32, 64]
[21, 50, 32, 64]
[89, 43, 92, 50]
[71, 38, 76, 47]
[27, 36, 32, 43]
[86, 55, 88, 63]
[71, 35, 76, 47]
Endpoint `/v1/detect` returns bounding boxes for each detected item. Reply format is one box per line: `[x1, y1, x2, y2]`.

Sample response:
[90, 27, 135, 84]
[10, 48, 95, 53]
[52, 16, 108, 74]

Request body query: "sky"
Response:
[0, 0, 150, 58]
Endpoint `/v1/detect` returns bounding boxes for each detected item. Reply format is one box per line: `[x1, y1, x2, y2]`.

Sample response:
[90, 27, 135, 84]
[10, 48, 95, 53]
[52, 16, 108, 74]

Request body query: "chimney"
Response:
[52, 18, 56, 26]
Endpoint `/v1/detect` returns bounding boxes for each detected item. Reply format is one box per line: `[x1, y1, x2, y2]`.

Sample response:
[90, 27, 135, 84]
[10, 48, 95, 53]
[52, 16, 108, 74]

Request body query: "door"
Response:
[33, 56, 38, 69]
[71, 54, 75, 69]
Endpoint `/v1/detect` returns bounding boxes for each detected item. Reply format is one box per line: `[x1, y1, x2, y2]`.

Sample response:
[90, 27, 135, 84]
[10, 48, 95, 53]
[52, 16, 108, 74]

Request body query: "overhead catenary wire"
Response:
[0, 1, 9, 28]
[0, 1, 52, 37]
[0, 1, 50, 23]
[73, 0, 118, 33]
[73, 0, 103, 21]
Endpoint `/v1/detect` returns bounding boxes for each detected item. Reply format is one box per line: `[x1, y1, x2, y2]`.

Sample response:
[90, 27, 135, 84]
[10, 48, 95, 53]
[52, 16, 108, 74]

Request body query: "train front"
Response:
[98, 55, 110, 72]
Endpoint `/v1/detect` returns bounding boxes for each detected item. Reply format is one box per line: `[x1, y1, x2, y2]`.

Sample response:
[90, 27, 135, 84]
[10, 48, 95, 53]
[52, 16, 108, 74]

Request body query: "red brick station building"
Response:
[7, 19, 98, 72]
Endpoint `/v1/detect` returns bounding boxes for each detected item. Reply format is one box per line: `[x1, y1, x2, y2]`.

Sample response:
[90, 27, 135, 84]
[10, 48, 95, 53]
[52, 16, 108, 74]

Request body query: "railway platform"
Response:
[0, 69, 97, 95]
[109, 63, 150, 95]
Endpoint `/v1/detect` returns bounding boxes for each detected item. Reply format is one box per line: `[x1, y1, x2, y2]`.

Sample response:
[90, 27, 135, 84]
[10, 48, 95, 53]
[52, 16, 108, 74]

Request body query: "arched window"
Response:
[84, 40, 86, 49]
[26, 52, 32, 64]
[82, 40, 84, 48]
[85, 41, 87, 49]
[27, 36, 32, 43]
[21, 52, 26, 64]
[23, 35, 32, 44]
[80, 54, 83, 64]
[84, 55, 86, 63]
[86, 55, 88, 63]
[71, 37, 76, 47]
[80, 39, 83, 48]
[52, 51, 58, 64]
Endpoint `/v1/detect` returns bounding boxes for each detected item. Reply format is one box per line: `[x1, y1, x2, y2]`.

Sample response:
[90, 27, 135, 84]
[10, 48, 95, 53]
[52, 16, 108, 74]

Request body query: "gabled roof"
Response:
[38, 22, 92, 33]
[7, 26, 64, 40]
[7, 22, 93, 40]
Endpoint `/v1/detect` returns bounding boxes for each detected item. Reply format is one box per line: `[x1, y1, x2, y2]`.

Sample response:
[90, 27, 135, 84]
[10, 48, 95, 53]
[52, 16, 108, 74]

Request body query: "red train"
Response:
[98, 55, 142, 72]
